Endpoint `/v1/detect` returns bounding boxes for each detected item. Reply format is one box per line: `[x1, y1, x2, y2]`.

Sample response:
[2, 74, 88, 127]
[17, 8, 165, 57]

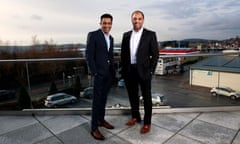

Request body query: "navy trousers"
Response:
[91, 72, 112, 130]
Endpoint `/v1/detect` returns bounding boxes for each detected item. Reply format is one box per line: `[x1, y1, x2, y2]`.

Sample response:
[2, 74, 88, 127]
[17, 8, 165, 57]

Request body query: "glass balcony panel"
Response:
[0, 52, 240, 111]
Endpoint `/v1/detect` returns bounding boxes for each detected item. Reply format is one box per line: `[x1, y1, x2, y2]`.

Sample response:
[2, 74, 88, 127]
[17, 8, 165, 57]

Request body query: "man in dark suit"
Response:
[86, 13, 115, 140]
[121, 10, 159, 134]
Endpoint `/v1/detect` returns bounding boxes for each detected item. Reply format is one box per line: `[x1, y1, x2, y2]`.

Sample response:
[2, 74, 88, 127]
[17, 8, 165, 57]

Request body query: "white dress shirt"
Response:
[103, 32, 110, 51]
[130, 27, 143, 64]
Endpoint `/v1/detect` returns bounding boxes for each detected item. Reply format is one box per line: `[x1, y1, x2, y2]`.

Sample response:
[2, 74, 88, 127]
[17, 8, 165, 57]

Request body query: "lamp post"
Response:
[73, 67, 77, 76]
[67, 76, 72, 87]
[25, 62, 31, 96]
[62, 72, 65, 85]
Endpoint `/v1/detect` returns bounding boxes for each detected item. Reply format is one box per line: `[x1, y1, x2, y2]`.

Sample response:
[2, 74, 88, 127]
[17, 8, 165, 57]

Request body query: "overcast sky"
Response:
[0, 0, 240, 45]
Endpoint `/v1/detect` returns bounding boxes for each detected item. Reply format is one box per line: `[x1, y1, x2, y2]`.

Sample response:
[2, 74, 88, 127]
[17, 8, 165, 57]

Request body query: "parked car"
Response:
[0, 90, 16, 102]
[210, 87, 240, 100]
[140, 93, 166, 106]
[118, 79, 125, 88]
[44, 93, 77, 108]
[80, 87, 93, 99]
[107, 103, 127, 108]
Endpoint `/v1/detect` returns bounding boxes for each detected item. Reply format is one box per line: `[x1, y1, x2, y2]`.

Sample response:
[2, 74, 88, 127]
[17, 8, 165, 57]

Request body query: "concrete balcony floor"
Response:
[0, 109, 240, 144]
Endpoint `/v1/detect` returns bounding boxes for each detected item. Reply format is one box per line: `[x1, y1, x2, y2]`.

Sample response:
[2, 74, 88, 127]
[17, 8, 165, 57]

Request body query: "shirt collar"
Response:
[132, 27, 144, 34]
[101, 30, 110, 37]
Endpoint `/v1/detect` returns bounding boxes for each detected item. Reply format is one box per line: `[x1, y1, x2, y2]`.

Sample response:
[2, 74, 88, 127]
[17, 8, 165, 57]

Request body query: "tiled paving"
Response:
[0, 111, 240, 144]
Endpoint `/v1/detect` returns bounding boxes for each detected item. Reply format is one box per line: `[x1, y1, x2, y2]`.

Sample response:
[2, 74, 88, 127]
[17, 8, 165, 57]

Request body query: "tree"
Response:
[49, 81, 58, 95]
[17, 85, 32, 110]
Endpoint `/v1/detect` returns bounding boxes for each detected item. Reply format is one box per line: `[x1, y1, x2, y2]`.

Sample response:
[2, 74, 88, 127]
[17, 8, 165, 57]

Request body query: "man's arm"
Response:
[150, 32, 159, 74]
[86, 32, 97, 75]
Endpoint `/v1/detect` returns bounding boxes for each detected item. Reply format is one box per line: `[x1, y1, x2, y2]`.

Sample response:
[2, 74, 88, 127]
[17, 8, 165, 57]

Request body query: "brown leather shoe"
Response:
[126, 118, 140, 126]
[140, 125, 151, 134]
[98, 120, 114, 129]
[91, 129, 105, 140]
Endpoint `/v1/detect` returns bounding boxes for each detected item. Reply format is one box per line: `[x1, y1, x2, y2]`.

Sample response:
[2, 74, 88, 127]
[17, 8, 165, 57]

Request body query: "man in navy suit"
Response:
[86, 13, 115, 140]
[121, 10, 159, 134]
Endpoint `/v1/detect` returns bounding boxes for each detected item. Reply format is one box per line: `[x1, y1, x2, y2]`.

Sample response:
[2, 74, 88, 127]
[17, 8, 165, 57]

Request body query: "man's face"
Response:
[100, 18, 112, 34]
[131, 12, 144, 32]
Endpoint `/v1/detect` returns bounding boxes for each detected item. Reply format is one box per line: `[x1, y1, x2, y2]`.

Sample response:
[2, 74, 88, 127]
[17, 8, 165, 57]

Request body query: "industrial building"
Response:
[155, 48, 200, 75]
[190, 55, 240, 91]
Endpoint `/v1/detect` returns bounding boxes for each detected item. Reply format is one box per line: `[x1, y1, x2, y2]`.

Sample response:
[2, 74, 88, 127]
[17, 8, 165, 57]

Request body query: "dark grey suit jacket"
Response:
[86, 29, 115, 76]
[121, 28, 159, 80]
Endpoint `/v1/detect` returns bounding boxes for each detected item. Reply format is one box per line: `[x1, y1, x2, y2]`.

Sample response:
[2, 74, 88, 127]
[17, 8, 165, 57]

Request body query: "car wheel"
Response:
[156, 103, 160, 106]
[230, 95, 237, 100]
[211, 92, 217, 96]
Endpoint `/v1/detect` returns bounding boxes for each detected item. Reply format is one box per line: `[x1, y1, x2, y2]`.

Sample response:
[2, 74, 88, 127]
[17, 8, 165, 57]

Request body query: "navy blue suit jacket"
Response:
[86, 29, 115, 76]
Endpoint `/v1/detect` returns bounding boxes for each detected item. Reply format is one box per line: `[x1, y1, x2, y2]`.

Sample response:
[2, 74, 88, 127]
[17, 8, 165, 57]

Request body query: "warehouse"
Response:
[189, 56, 240, 91]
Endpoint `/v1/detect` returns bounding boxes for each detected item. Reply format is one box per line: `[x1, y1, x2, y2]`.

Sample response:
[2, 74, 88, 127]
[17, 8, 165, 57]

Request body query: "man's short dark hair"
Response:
[100, 13, 113, 21]
[131, 10, 144, 19]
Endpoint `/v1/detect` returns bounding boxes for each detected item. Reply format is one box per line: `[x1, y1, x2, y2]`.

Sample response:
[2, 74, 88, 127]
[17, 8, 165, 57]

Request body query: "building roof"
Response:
[191, 56, 240, 73]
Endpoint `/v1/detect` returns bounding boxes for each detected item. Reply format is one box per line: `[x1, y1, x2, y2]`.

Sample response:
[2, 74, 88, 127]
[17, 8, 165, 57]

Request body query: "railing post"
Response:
[25, 62, 31, 95]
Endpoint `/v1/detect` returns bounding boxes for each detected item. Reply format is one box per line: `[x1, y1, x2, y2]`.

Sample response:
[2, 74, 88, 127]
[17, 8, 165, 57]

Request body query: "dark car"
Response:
[0, 90, 16, 102]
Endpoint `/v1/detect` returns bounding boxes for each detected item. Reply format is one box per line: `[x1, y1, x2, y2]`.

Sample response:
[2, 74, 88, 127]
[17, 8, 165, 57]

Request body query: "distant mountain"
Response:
[0, 38, 222, 51]
[0, 43, 87, 51]
[181, 38, 218, 42]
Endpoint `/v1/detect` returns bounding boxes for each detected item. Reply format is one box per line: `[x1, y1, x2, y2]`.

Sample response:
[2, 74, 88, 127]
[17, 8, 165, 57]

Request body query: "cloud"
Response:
[30, 14, 43, 21]
[1, 0, 240, 44]
[141, 0, 202, 19]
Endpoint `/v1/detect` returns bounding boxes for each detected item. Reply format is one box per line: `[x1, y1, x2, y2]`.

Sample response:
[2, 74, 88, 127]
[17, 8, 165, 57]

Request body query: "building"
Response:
[155, 57, 180, 75]
[155, 48, 200, 75]
[190, 56, 240, 91]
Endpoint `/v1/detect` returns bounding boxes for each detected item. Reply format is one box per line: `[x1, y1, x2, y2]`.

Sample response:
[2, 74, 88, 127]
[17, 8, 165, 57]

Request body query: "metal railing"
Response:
[0, 52, 240, 114]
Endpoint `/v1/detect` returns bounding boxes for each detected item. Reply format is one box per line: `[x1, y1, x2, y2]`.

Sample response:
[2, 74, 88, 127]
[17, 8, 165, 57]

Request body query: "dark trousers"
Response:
[91, 72, 112, 130]
[124, 65, 152, 124]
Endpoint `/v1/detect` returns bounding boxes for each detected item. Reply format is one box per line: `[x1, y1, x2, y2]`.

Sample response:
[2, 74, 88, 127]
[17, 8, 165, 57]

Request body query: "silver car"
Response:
[80, 87, 93, 99]
[210, 87, 240, 100]
[44, 93, 77, 108]
[118, 79, 125, 88]
[140, 93, 166, 106]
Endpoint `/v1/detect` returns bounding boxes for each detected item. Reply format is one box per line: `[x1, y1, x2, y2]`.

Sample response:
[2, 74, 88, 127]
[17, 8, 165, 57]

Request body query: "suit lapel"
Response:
[136, 29, 146, 58]
[138, 29, 146, 50]
[98, 29, 108, 52]
[109, 36, 113, 52]
[126, 31, 132, 52]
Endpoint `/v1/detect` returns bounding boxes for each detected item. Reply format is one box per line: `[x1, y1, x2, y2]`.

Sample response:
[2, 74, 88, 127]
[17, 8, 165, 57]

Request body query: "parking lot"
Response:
[2, 71, 240, 110]
[60, 72, 240, 109]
